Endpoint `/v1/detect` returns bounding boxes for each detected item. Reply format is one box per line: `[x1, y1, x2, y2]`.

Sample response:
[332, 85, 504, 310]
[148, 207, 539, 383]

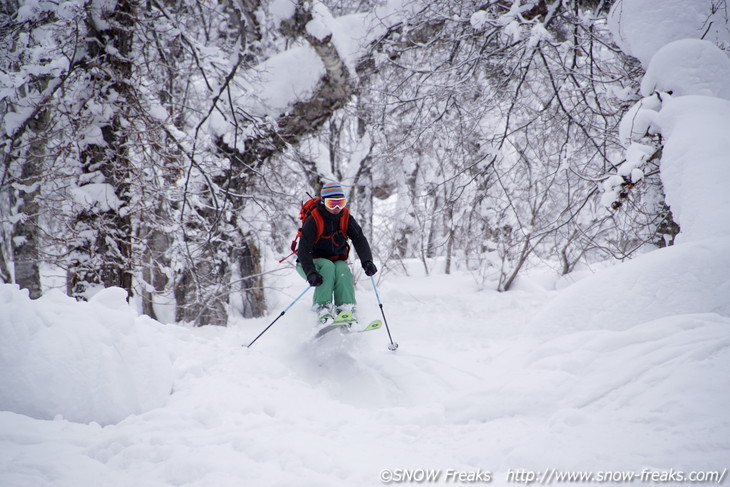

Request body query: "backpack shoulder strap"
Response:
[287, 198, 325, 255]
[310, 206, 325, 242]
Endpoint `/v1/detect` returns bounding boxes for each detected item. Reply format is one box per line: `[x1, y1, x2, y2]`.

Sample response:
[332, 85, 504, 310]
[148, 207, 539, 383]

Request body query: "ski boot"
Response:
[314, 304, 335, 326]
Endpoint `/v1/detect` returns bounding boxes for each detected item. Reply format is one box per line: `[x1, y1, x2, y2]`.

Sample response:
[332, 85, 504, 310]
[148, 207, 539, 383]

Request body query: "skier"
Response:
[295, 182, 378, 326]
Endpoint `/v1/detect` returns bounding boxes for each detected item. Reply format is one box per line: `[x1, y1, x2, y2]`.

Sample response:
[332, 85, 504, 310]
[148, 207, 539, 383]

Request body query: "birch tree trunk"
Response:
[10, 94, 49, 298]
[11, 140, 43, 299]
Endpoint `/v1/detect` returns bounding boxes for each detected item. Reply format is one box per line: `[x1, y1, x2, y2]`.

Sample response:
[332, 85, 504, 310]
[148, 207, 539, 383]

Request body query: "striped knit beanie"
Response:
[321, 182, 345, 199]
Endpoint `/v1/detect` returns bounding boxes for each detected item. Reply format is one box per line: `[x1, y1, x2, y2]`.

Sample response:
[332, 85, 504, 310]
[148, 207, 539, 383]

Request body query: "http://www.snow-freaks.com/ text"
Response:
[378, 467, 728, 484]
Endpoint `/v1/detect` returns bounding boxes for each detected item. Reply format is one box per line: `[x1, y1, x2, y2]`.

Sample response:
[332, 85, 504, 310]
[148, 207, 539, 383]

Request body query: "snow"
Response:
[244, 46, 325, 118]
[1, 259, 728, 486]
[147, 102, 168, 122]
[470, 10, 489, 31]
[70, 182, 124, 212]
[607, 0, 730, 67]
[617, 94, 661, 145]
[655, 95, 730, 242]
[2, 110, 29, 137]
[527, 237, 730, 339]
[0, 286, 173, 426]
[327, 12, 372, 73]
[269, 0, 296, 27]
[607, 0, 730, 242]
[231, 0, 413, 120]
[88, 0, 116, 31]
[305, 2, 335, 42]
[528, 22, 551, 48]
[240, 0, 418, 119]
[619, 142, 653, 179]
[503, 20, 522, 42]
[641, 39, 730, 100]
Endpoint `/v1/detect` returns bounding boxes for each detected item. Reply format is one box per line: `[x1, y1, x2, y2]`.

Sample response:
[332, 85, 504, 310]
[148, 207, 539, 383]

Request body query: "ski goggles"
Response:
[323, 197, 347, 210]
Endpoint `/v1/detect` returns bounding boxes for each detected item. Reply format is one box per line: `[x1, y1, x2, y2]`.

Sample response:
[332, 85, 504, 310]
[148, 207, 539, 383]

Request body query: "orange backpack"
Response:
[280, 197, 350, 262]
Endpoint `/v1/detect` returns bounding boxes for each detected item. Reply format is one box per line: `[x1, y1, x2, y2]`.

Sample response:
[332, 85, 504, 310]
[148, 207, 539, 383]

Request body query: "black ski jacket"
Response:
[297, 202, 373, 277]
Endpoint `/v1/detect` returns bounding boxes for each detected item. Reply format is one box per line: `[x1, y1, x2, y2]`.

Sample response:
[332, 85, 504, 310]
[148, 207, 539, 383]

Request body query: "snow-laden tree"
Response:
[1, 0, 415, 324]
[599, 0, 730, 253]
[343, 0, 642, 289]
[2, 0, 180, 308]
[5, 0, 719, 327]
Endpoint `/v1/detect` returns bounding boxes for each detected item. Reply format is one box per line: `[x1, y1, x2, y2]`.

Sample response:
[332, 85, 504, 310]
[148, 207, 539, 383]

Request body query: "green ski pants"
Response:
[297, 259, 356, 307]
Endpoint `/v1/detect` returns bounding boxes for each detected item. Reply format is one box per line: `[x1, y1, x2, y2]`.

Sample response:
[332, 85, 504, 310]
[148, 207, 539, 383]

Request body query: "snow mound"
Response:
[0, 285, 173, 425]
[607, 0, 730, 67]
[656, 95, 730, 242]
[526, 238, 730, 340]
[641, 39, 730, 100]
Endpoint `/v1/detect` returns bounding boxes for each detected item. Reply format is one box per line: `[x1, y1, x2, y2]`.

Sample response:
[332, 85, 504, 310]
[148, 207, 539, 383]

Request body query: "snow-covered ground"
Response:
[1, 256, 729, 486]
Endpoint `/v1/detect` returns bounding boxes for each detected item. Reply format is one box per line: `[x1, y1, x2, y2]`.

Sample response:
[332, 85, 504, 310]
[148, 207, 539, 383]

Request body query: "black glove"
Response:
[362, 261, 378, 277]
[307, 272, 323, 287]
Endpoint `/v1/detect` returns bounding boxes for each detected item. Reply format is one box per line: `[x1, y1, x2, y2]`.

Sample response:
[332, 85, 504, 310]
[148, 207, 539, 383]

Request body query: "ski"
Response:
[314, 323, 347, 338]
[349, 319, 383, 333]
[314, 310, 383, 339]
[313, 310, 354, 339]
[332, 311, 356, 326]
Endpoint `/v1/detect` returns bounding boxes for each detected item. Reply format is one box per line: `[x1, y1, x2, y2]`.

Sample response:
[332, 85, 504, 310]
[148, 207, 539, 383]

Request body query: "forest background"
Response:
[2, 0, 726, 325]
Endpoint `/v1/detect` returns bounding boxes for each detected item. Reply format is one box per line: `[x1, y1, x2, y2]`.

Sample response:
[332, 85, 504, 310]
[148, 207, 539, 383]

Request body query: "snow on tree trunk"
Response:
[67, 0, 135, 300]
[10, 84, 49, 299]
[11, 134, 44, 299]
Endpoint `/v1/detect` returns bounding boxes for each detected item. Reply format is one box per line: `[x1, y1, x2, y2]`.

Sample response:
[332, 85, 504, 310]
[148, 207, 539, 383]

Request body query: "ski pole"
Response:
[370, 276, 399, 351]
[245, 285, 311, 348]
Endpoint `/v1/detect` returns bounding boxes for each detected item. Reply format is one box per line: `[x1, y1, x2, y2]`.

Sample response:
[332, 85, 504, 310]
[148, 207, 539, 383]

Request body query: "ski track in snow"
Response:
[2, 271, 728, 486]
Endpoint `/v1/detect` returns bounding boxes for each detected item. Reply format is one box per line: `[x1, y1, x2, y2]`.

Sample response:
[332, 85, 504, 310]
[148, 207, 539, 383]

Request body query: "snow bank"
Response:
[0, 285, 173, 425]
[526, 238, 730, 339]
[530, 0, 730, 339]
[451, 310, 730, 475]
[519, 312, 730, 473]
[533, 4, 730, 434]
[2, 267, 728, 486]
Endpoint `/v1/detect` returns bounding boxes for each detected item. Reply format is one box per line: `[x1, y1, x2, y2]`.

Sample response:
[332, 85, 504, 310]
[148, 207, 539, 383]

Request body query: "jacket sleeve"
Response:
[347, 215, 374, 265]
[298, 216, 318, 276]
